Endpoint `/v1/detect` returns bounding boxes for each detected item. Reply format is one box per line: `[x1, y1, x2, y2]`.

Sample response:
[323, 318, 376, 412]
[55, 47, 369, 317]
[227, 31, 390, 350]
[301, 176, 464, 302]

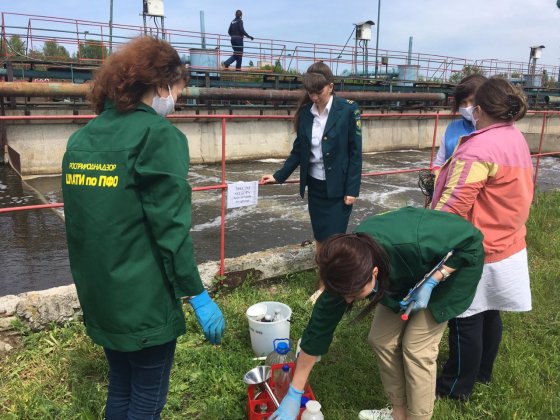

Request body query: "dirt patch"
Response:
[0, 329, 22, 356]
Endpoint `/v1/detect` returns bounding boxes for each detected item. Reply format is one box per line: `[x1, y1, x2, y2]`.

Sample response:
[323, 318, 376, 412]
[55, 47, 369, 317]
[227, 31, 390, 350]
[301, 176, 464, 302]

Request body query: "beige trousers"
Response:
[368, 305, 447, 420]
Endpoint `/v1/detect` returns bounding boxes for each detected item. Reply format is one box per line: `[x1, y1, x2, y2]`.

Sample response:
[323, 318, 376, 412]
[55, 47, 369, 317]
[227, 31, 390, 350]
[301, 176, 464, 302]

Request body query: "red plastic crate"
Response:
[247, 362, 316, 420]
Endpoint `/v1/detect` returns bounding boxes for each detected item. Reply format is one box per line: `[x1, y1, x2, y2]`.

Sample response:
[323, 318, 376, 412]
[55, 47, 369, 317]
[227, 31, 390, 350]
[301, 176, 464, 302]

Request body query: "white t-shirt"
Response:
[308, 95, 333, 180]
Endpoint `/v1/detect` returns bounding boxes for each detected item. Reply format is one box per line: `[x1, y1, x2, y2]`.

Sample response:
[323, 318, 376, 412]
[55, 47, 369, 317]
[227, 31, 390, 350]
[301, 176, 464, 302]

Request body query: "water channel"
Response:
[1, 150, 559, 296]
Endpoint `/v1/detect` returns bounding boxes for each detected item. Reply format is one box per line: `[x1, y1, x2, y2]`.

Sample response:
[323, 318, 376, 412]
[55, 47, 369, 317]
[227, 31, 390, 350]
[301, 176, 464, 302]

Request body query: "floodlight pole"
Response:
[374, 0, 381, 78]
[109, 0, 113, 54]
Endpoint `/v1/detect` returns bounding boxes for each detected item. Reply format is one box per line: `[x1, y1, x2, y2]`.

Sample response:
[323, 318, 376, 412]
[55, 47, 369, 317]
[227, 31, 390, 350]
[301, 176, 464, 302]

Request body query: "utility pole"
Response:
[109, 0, 113, 54]
[374, 0, 381, 78]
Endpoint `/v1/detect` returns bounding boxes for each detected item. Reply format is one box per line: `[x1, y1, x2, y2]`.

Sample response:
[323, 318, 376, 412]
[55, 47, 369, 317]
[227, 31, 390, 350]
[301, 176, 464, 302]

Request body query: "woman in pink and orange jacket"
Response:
[431, 77, 533, 400]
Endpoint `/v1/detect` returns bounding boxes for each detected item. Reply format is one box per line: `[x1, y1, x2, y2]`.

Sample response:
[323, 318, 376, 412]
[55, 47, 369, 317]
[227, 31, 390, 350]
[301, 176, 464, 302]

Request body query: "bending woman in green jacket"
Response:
[270, 207, 484, 420]
[62, 37, 224, 419]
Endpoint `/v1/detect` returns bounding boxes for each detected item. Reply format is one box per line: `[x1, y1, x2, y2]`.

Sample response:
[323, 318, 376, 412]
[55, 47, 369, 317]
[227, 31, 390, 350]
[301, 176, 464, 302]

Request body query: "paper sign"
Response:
[227, 181, 259, 209]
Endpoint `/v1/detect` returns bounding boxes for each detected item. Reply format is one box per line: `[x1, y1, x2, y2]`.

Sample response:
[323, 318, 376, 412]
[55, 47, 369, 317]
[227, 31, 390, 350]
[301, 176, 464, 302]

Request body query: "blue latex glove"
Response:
[269, 385, 304, 420]
[189, 291, 225, 344]
[399, 276, 439, 315]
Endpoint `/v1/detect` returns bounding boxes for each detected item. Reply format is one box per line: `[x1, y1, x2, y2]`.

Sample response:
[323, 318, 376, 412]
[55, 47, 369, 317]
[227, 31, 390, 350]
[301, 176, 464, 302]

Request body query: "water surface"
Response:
[1, 150, 559, 296]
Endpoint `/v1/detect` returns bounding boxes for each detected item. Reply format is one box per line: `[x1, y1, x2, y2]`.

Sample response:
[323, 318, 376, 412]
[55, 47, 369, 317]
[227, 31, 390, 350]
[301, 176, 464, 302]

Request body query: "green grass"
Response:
[1, 191, 560, 419]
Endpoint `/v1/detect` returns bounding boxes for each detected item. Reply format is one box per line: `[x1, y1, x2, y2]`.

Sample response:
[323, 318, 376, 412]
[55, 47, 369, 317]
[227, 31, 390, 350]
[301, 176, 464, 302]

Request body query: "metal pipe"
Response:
[0, 82, 90, 97]
[109, 0, 113, 54]
[182, 87, 445, 102]
[199, 10, 206, 49]
[374, 0, 381, 78]
[544, 95, 560, 103]
[0, 82, 446, 102]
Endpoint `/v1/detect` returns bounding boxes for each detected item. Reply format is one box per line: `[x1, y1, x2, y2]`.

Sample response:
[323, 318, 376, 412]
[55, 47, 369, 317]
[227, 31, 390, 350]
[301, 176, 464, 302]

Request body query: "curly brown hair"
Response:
[89, 36, 187, 114]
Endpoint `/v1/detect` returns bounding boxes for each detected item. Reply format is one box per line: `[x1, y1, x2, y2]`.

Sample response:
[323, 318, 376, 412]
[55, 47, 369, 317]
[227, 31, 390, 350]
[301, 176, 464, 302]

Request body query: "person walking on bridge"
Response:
[223, 9, 254, 70]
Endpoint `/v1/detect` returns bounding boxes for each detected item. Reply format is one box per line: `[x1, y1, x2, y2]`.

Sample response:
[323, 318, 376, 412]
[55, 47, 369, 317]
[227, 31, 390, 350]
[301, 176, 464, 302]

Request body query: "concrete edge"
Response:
[0, 241, 317, 334]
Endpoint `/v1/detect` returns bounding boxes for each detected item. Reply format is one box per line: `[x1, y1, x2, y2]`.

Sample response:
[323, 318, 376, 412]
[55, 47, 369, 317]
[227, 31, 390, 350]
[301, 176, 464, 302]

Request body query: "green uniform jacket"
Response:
[62, 102, 204, 352]
[273, 96, 362, 198]
[300, 207, 484, 356]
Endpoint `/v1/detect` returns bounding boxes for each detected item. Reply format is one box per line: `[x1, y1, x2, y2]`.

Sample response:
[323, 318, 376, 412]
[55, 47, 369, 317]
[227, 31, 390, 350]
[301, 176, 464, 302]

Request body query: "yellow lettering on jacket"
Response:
[68, 162, 117, 171]
[65, 173, 119, 188]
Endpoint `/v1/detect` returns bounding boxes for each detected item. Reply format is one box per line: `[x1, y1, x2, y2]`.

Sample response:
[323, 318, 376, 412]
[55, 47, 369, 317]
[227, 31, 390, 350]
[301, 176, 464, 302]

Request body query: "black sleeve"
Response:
[239, 20, 252, 38]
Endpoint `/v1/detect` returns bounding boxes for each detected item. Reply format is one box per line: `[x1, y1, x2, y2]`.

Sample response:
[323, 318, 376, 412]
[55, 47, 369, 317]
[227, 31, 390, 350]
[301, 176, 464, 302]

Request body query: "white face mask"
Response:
[459, 106, 474, 122]
[151, 85, 175, 116]
[471, 106, 480, 129]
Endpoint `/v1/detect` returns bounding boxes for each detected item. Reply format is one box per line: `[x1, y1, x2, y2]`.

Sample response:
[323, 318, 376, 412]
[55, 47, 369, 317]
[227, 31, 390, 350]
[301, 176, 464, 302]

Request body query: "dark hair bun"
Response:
[505, 95, 521, 119]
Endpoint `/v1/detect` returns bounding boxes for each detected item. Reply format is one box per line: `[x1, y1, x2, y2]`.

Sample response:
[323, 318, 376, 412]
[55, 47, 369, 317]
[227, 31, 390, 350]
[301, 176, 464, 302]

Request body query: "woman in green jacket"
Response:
[260, 61, 362, 243]
[62, 37, 224, 419]
[270, 207, 484, 420]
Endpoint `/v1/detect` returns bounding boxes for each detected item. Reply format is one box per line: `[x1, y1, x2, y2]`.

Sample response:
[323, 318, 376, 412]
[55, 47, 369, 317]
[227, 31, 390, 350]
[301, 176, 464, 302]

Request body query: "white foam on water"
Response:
[255, 158, 286, 163]
[364, 149, 423, 156]
[192, 205, 261, 231]
[192, 215, 223, 231]
[0, 182, 6, 190]
[359, 184, 421, 208]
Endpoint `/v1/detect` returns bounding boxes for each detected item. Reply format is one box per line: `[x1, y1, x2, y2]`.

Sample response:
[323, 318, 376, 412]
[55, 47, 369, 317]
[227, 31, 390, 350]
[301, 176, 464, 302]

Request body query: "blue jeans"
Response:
[104, 339, 177, 420]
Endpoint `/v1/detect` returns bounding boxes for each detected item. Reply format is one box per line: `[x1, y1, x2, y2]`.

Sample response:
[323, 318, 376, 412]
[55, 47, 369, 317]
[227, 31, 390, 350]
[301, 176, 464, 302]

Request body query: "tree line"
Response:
[1, 35, 108, 62]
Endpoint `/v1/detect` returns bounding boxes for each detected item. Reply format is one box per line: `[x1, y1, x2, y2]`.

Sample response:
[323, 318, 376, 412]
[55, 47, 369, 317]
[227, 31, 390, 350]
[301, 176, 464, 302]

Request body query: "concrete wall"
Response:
[4, 108, 560, 177]
[0, 241, 317, 335]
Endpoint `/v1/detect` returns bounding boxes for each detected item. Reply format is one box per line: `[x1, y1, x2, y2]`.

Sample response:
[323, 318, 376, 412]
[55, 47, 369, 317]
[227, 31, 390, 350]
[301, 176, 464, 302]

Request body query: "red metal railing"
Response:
[0, 111, 559, 278]
[2, 11, 559, 82]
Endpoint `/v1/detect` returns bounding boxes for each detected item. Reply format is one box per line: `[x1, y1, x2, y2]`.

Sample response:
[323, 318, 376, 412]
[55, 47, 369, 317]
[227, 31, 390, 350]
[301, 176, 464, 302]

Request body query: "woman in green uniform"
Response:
[270, 207, 484, 420]
[260, 61, 362, 243]
[62, 37, 225, 419]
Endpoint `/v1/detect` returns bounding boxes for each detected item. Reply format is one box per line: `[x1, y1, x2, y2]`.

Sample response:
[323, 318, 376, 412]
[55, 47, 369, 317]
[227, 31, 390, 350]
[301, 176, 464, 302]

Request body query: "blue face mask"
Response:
[151, 85, 175, 116]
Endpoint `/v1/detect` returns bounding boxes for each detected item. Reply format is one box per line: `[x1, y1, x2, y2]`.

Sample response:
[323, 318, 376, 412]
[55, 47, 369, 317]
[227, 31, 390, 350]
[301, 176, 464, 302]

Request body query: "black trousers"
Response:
[436, 310, 503, 399]
[224, 37, 244, 69]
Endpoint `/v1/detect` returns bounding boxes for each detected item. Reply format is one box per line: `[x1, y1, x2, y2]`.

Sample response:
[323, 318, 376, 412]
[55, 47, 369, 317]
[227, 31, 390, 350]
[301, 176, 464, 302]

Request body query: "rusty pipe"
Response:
[0, 82, 446, 102]
[0, 82, 90, 97]
[184, 87, 446, 102]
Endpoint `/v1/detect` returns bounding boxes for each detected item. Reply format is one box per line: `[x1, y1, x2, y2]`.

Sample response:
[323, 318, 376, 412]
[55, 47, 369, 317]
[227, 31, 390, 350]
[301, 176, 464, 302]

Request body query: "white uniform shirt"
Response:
[308, 95, 334, 180]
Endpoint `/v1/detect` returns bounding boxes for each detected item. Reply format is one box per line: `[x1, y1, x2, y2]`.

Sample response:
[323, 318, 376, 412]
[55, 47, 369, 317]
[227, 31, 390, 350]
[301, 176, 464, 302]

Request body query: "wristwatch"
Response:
[438, 267, 451, 281]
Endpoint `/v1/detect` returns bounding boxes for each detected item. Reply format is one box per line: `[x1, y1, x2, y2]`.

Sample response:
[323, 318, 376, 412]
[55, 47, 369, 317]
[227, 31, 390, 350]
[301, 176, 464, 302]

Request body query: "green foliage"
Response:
[77, 40, 108, 61]
[260, 59, 299, 75]
[43, 40, 70, 61]
[1, 191, 560, 418]
[541, 70, 558, 89]
[28, 49, 44, 61]
[449, 64, 486, 84]
[7, 35, 25, 57]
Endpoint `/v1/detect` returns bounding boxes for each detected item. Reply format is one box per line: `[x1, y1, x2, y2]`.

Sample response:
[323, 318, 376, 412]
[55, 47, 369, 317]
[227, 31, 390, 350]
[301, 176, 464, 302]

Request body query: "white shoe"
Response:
[358, 407, 393, 420]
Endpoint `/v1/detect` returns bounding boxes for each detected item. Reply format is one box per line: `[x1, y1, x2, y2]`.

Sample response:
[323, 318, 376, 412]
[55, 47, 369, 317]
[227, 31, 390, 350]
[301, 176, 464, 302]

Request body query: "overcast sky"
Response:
[5, 0, 560, 65]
